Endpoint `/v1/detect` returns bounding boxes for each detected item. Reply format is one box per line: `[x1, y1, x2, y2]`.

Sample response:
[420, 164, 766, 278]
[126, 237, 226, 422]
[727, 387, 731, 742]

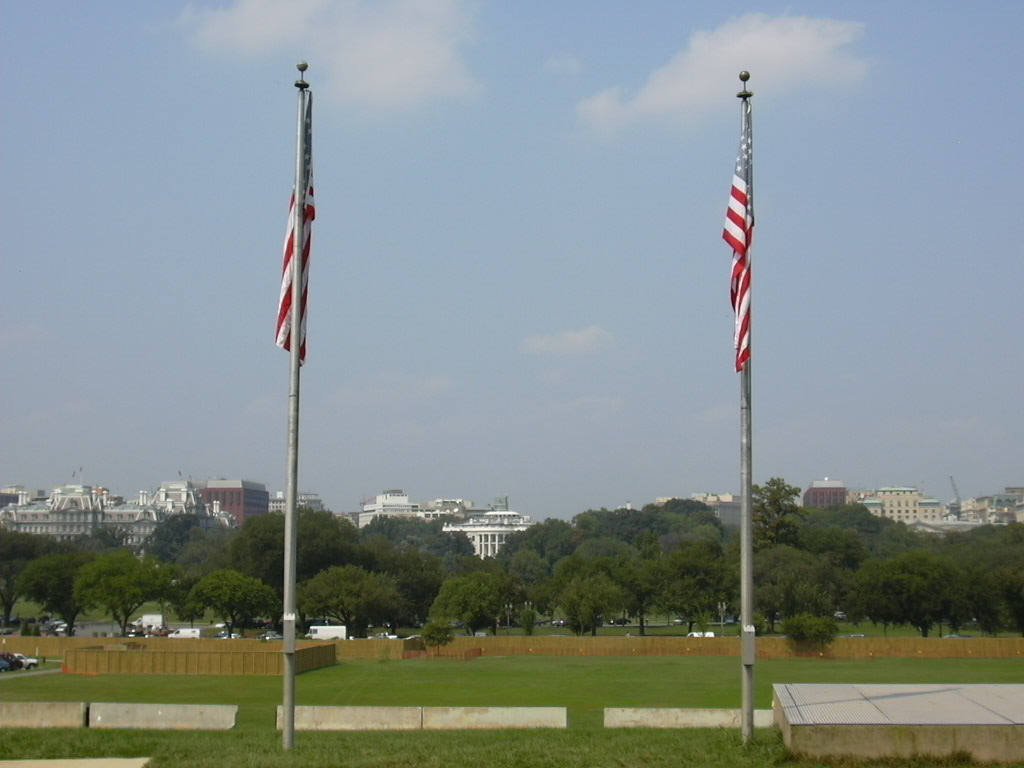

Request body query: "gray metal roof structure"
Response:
[774, 684, 1024, 762]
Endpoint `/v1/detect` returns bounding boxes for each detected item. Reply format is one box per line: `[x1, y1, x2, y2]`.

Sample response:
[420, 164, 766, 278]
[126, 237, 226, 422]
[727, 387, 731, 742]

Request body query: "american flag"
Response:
[722, 98, 752, 373]
[276, 93, 315, 363]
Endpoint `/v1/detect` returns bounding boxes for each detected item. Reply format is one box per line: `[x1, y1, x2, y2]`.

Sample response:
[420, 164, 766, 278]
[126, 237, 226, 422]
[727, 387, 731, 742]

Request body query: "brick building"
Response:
[201, 480, 269, 526]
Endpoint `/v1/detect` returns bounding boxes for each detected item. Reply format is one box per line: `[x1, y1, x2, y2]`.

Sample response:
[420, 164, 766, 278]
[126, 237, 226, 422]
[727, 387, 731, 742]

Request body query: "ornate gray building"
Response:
[0, 480, 235, 548]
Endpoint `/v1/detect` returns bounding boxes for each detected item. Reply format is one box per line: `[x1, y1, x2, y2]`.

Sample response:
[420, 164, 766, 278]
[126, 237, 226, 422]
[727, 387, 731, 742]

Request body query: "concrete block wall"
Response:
[279, 705, 423, 731]
[275, 705, 568, 730]
[604, 708, 775, 728]
[422, 707, 567, 730]
[89, 703, 238, 730]
[0, 701, 88, 728]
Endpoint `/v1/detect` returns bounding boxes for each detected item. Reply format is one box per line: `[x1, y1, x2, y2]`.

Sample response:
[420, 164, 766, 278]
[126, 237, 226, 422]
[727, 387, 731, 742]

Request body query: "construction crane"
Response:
[949, 476, 963, 519]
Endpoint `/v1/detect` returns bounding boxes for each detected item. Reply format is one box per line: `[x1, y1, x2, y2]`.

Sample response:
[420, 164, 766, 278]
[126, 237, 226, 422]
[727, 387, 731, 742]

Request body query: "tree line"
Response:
[2, 478, 1023, 639]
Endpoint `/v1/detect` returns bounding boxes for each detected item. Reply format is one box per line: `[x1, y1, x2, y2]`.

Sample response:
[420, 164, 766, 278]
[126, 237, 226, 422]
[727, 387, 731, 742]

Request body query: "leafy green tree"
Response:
[520, 602, 537, 635]
[19, 552, 95, 636]
[557, 572, 624, 636]
[193, 569, 277, 635]
[615, 555, 667, 635]
[506, 549, 549, 589]
[573, 536, 637, 560]
[358, 537, 445, 627]
[0, 530, 58, 625]
[752, 477, 803, 549]
[71, 526, 131, 554]
[782, 613, 839, 648]
[996, 567, 1024, 636]
[420, 621, 454, 653]
[145, 514, 205, 563]
[430, 571, 504, 635]
[657, 541, 730, 632]
[870, 522, 928, 560]
[846, 558, 902, 632]
[946, 565, 1002, 635]
[166, 574, 206, 627]
[74, 551, 170, 636]
[299, 565, 402, 637]
[796, 524, 869, 571]
[849, 551, 955, 637]
[174, 526, 234, 579]
[230, 509, 363, 595]
[497, 518, 578, 568]
[753, 546, 838, 632]
[358, 516, 474, 559]
[574, 507, 670, 546]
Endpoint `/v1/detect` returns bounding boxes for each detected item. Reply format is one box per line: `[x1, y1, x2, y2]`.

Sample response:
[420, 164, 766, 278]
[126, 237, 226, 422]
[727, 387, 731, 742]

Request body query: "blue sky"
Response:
[2, 1, 1021, 518]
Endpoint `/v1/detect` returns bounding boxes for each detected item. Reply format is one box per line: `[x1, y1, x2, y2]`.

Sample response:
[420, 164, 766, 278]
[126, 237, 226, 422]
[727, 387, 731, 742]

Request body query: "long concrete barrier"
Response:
[89, 703, 237, 730]
[0, 701, 88, 728]
[422, 707, 567, 730]
[604, 708, 774, 728]
[277, 705, 422, 731]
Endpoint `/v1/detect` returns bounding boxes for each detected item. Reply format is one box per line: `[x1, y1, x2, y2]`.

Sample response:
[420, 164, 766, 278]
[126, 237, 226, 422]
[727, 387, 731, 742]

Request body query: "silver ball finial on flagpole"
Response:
[295, 61, 309, 90]
[737, 70, 751, 99]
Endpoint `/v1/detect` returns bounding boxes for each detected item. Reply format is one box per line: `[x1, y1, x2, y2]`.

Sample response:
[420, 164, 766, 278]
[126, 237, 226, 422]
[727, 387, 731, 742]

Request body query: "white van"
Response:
[167, 628, 201, 639]
[307, 625, 347, 640]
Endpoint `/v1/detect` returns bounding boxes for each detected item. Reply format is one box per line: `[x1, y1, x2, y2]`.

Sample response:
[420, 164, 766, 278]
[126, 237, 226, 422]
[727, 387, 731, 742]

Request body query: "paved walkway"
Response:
[0, 668, 62, 681]
[0, 762, 150, 768]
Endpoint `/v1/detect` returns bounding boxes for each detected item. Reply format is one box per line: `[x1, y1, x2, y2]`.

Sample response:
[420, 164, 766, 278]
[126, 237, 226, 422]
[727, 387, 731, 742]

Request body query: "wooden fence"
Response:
[428, 635, 1024, 660]
[61, 642, 335, 676]
[6, 633, 1022, 664]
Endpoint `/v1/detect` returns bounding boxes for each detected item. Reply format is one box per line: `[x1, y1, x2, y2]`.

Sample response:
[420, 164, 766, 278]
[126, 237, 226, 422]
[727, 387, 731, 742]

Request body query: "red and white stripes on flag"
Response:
[276, 93, 315, 363]
[723, 98, 752, 373]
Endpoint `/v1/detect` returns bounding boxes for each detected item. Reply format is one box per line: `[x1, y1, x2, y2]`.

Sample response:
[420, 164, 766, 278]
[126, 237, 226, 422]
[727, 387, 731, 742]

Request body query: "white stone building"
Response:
[442, 509, 532, 558]
[358, 489, 421, 528]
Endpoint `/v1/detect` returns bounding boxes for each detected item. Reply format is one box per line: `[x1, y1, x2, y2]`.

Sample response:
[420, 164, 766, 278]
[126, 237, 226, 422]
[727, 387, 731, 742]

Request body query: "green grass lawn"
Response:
[1, 655, 1023, 767]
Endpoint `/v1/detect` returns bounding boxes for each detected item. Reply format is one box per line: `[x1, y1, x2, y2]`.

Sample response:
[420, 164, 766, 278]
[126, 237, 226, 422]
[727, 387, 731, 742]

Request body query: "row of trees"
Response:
[15, 546, 279, 637]
[3, 479, 1024, 639]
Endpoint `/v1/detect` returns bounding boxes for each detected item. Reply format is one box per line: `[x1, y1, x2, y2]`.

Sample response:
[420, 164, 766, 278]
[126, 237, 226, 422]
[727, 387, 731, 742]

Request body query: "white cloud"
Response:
[521, 326, 613, 358]
[180, 0, 479, 109]
[545, 53, 582, 76]
[330, 374, 455, 407]
[578, 14, 867, 133]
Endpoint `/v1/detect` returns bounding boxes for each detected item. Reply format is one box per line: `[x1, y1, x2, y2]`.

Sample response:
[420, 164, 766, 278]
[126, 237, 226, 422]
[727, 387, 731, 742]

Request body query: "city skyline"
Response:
[2, 2, 1021, 521]
[5, 474, 1018, 519]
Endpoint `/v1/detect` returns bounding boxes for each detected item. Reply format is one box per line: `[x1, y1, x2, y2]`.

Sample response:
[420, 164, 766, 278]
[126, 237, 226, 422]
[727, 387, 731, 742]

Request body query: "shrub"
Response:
[781, 613, 838, 649]
[521, 605, 537, 636]
[421, 621, 454, 652]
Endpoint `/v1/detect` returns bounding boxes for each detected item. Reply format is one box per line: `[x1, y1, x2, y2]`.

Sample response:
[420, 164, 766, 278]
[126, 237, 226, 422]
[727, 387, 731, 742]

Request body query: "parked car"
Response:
[0, 658, 11, 672]
[260, 631, 283, 642]
[0, 652, 24, 670]
[13, 653, 38, 669]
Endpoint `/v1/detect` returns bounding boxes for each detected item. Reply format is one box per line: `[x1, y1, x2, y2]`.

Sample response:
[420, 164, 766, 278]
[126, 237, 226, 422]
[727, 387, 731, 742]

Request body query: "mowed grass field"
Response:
[1, 655, 1023, 767]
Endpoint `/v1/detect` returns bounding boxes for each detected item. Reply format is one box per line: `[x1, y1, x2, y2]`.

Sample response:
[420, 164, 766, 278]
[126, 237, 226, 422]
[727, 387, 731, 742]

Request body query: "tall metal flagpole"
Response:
[736, 70, 756, 745]
[282, 60, 309, 752]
